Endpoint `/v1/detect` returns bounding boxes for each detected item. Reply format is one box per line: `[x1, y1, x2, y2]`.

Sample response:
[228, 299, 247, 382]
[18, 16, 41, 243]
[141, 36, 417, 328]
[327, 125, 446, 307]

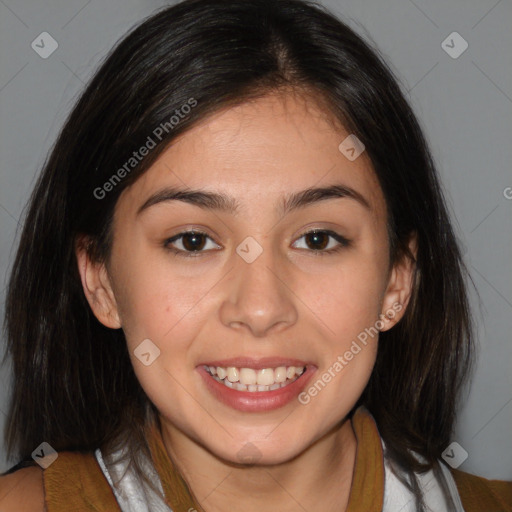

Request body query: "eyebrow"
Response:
[136, 183, 371, 217]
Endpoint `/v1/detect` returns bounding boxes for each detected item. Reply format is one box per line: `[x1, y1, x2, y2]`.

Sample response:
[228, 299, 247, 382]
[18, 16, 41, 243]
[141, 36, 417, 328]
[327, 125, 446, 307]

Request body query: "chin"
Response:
[205, 432, 311, 467]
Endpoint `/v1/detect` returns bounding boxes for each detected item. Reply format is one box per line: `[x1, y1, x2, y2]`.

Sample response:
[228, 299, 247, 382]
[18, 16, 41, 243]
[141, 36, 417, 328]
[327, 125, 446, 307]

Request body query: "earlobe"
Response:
[379, 232, 418, 332]
[75, 238, 121, 329]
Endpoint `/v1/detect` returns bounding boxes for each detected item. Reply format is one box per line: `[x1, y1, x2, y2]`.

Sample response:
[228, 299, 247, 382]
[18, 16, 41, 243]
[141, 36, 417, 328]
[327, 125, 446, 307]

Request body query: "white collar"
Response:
[382, 440, 466, 511]
[95, 447, 172, 512]
[95, 436, 466, 511]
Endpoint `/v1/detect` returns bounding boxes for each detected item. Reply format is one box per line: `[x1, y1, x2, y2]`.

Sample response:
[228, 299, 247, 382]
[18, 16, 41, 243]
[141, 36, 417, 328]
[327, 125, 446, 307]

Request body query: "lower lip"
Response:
[198, 365, 316, 412]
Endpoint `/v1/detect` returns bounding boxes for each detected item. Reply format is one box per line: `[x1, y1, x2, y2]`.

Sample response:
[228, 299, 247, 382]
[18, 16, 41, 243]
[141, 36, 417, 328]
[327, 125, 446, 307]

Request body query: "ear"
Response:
[378, 232, 418, 332]
[75, 237, 121, 329]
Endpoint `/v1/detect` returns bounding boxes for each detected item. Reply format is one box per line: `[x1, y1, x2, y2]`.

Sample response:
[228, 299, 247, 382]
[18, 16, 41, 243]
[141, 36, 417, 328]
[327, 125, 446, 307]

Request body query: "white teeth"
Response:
[205, 364, 307, 392]
[239, 368, 257, 386]
[275, 366, 287, 382]
[227, 367, 239, 382]
[256, 368, 274, 386]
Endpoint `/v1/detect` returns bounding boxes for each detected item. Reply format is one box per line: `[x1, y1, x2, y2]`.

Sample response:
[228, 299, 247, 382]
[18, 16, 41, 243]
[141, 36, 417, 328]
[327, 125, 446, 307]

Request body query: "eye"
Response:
[164, 230, 221, 257]
[164, 229, 350, 259]
[292, 229, 350, 255]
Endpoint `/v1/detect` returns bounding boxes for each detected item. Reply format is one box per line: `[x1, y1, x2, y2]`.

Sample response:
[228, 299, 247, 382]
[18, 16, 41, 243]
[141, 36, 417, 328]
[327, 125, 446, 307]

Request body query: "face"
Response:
[78, 90, 415, 465]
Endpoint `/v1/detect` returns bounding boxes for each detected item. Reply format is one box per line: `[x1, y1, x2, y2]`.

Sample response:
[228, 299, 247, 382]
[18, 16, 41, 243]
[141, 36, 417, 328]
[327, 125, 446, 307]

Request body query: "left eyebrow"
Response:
[136, 183, 371, 217]
[279, 183, 371, 215]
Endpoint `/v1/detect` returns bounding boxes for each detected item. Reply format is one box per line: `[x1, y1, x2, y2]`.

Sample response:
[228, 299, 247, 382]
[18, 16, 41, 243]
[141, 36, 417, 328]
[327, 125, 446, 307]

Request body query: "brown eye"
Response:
[292, 229, 350, 255]
[304, 231, 330, 250]
[181, 232, 207, 251]
[164, 230, 220, 256]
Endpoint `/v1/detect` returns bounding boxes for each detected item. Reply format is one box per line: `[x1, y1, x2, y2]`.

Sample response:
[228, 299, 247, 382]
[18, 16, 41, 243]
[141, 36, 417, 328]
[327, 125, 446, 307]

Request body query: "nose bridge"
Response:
[237, 237, 281, 295]
[219, 235, 297, 336]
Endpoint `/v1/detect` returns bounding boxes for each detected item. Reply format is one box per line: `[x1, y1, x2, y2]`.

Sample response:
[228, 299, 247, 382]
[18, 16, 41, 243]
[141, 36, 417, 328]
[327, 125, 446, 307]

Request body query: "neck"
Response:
[159, 416, 357, 512]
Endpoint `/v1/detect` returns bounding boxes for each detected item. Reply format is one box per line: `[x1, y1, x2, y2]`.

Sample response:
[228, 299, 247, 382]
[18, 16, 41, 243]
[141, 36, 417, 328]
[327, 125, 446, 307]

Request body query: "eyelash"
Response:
[163, 229, 350, 259]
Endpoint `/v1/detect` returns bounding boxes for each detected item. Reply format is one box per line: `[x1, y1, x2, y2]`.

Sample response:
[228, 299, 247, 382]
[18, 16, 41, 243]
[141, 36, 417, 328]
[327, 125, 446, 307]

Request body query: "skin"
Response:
[77, 89, 417, 512]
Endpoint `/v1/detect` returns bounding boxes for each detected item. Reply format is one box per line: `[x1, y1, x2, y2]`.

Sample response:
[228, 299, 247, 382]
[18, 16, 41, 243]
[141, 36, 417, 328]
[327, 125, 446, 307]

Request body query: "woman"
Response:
[1, 0, 510, 510]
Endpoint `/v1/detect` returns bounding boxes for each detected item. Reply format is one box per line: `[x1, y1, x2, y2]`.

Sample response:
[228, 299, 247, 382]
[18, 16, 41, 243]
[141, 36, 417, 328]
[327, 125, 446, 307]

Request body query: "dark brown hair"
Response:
[2, 0, 475, 509]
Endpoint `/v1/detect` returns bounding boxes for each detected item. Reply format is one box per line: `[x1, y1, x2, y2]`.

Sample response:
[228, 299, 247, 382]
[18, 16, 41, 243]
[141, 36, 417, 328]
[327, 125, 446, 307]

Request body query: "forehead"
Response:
[117, 90, 387, 222]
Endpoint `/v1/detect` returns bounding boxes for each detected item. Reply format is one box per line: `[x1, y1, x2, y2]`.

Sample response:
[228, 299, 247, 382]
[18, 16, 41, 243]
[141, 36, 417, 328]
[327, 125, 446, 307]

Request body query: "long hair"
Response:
[2, 0, 474, 508]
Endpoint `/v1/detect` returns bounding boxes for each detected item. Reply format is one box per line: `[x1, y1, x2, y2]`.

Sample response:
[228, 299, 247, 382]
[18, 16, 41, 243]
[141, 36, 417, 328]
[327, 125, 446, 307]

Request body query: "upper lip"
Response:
[199, 357, 313, 370]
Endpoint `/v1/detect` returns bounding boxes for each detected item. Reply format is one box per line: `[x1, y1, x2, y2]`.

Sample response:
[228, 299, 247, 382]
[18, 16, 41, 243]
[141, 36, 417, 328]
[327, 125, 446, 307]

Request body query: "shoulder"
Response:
[43, 449, 121, 510]
[1, 450, 119, 512]
[0, 465, 45, 512]
[450, 467, 512, 512]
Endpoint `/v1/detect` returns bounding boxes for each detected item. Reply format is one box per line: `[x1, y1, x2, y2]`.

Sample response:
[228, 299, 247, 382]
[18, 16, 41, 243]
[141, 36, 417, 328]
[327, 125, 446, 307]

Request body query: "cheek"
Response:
[115, 258, 211, 415]
[111, 244, 209, 341]
[301, 256, 386, 341]
[296, 260, 383, 416]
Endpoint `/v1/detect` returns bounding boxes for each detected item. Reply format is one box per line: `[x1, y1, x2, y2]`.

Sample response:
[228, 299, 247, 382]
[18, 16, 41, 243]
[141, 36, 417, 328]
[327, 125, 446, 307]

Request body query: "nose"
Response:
[219, 240, 298, 338]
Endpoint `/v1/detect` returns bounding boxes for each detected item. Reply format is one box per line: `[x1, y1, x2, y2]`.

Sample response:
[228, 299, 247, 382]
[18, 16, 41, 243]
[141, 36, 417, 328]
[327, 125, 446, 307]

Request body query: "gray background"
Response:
[0, 0, 511, 480]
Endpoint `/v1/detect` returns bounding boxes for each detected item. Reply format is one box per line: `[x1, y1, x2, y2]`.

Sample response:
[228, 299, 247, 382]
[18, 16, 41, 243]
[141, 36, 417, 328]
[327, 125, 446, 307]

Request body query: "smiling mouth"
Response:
[204, 365, 306, 392]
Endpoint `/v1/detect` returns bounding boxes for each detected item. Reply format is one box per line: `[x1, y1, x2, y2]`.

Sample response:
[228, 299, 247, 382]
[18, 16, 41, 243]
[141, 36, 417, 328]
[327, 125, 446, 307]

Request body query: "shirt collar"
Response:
[147, 405, 384, 512]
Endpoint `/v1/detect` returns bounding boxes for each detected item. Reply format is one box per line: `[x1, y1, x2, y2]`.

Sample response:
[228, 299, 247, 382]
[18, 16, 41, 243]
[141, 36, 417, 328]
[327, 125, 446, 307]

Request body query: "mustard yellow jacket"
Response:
[3, 407, 512, 511]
